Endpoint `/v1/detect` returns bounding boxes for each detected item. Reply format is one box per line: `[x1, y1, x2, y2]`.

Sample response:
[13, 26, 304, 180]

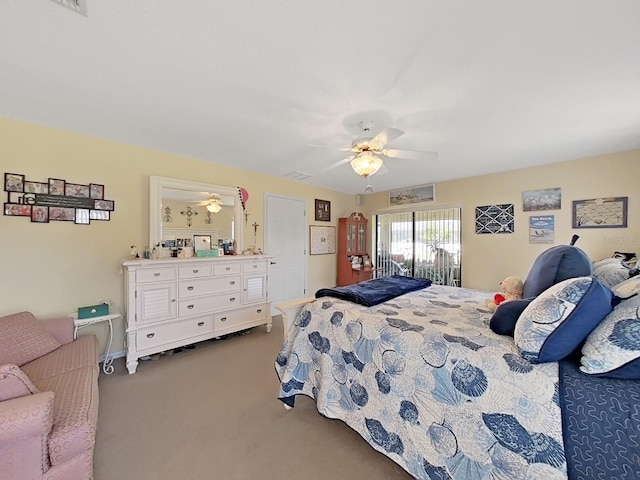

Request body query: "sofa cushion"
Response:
[514, 276, 613, 363]
[0, 312, 61, 366]
[31, 365, 99, 466]
[0, 364, 39, 401]
[522, 245, 593, 298]
[21, 334, 98, 382]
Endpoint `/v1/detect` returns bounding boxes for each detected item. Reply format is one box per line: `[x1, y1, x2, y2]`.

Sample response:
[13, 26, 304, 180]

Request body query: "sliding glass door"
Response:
[375, 207, 462, 286]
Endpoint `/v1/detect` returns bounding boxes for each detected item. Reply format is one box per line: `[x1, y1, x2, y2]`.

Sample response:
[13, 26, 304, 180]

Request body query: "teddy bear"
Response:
[484, 276, 524, 312]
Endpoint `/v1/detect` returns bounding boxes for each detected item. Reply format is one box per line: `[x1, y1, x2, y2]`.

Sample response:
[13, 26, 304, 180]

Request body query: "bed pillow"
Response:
[514, 276, 613, 363]
[0, 364, 39, 401]
[593, 258, 636, 289]
[0, 311, 61, 366]
[580, 306, 640, 379]
[611, 275, 640, 299]
[522, 245, 593, 298]
[489, 297, 535, 336]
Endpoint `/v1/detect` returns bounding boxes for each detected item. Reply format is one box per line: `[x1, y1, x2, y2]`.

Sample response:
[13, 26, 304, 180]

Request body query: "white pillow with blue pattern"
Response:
[580, 293, 640, 379]
[514, 276, 613, 363]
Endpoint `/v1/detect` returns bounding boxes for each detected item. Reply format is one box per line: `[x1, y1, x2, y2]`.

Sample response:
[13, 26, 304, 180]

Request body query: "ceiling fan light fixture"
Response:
[350, 152, 383, 177]
[206, 200, 222, 213]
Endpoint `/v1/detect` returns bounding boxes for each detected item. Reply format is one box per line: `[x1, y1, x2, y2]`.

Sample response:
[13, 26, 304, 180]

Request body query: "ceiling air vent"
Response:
[49, 0, 88, 16]
[283, 171, 312, 181]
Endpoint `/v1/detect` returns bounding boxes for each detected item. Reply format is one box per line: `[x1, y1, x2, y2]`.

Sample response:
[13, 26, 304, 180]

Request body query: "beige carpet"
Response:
[94, 316, 413, 480]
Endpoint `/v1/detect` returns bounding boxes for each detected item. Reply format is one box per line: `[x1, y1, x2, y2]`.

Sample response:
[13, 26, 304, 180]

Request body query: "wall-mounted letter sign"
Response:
[4, 173, 115, 224]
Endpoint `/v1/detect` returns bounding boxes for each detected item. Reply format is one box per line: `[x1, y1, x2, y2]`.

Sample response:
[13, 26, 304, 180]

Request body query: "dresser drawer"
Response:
[213, 263, 241, 276]
[178, 292, 241, 316]
[178, 264, 212, 279]
[136, 267, 177, 283]
[243, 260, 267, 273]
[214, 304, 268, 334]
[178, 275, 241, 298]
[137, 315, 213, 351]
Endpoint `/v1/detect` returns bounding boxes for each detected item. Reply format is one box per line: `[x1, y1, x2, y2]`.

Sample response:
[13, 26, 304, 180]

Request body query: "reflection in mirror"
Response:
[149, 176, 243, 256]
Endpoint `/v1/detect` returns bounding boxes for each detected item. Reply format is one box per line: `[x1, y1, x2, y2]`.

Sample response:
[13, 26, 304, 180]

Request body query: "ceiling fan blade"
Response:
[368, 127, 405, 150]
[383, 149, 438, 161]
[309, 144, 352, 152]
[320, 156, 355, 172]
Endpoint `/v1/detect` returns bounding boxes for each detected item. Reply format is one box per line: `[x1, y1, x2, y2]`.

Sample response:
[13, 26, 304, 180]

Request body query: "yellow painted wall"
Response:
[361, 150, 640, 291]
[0, 117, 358, 356]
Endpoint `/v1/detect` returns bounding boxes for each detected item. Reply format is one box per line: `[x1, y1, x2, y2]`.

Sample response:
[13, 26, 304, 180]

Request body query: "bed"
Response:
[275, 259, 640, 480]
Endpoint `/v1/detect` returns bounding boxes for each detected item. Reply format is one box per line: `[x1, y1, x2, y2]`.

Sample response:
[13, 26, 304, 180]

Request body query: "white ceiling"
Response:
[1, 1, 639, 194]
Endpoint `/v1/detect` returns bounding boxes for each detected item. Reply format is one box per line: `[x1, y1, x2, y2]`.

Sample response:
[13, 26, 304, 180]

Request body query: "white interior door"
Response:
[265, 194, 307, 316]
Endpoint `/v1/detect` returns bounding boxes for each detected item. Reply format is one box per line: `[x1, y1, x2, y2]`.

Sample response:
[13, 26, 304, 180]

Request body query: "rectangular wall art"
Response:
[475, 204, 515, 234]
[572, 197, 628, 228]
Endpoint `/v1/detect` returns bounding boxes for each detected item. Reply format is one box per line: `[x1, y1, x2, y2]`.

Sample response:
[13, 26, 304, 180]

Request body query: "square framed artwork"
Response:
[4, 173, 24, 192]
[315, 199, 331, 221]
[90, 183, 104, 199]
[49, 207, 75, 221]
[24, 181, 48, 194]
[572, 197, 628, 228]
[65, 183, 90, 198]
[193, 235, 212, 251]
[31, 206, 49, 223]
[75, 208, 91, 225]
[48, 178, 65, 196]
[310, 225, 336, 255]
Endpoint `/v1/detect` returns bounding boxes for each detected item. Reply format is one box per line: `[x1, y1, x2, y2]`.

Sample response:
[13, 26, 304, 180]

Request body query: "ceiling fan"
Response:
[318, 112, 439, 178]
[188, 194, 224, 213]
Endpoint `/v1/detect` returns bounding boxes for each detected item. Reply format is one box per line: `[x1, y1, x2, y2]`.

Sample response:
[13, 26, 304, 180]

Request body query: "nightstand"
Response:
[71, 311, 121, 374]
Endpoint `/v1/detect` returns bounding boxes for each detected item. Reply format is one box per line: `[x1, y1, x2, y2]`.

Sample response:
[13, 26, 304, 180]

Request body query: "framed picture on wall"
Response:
[572, 197, 628, 228]
[315, 199, 331, 221]
[310, 225, 336, 255]
[193, 235, 212, 251]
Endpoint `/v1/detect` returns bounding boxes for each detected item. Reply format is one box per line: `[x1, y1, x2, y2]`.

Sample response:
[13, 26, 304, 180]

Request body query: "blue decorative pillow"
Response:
[580, 306, 640, 379]
[522, 245, 593, 298]
[514, 276, 613, 363]
[489, 298, 535, 336]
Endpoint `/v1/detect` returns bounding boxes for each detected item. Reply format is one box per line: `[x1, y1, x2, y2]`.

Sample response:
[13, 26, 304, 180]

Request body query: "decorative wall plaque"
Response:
[4, 173, 115, 224]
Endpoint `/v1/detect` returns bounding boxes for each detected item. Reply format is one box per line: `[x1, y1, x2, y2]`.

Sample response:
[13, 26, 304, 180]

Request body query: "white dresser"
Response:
[123, 255, 272, 374]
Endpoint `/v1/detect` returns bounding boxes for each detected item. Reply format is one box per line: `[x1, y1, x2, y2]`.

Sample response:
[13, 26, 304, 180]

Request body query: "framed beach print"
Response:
[572, 197, 628, 228]
[389, 184, 435, 206]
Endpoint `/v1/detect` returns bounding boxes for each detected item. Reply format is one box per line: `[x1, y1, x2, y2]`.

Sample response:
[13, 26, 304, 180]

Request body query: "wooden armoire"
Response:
[337, 212, 374, 286]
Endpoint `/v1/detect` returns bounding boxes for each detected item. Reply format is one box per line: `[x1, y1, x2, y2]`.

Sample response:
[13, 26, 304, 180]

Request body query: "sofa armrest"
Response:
[41, 317, 75, 345]
[0, 391, 54, 478]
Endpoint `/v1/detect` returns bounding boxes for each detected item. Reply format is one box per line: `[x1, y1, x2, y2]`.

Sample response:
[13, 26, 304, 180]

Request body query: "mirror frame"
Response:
[149, 175, 243, 252]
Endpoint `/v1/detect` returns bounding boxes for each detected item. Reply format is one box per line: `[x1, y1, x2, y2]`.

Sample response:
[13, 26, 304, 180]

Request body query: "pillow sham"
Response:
[612, 275, 640, 300]
[593, 258, 635, 289]
[522, 245, 593, 298]
[489, 297, 535, 336]
[514, 276, 613, 363]
[580, 306, 640, 379]
[0, 311, 61, 366]
[0, 364, 39, 401]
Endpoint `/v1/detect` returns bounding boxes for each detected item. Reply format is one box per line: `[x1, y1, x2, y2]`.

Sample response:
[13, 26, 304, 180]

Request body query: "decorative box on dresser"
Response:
[123, 255, 272, 374]
[337, 212, 374, 286]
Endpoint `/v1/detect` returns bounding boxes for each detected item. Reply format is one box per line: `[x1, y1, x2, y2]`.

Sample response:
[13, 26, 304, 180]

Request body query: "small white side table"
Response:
[71, 311, 121, 375]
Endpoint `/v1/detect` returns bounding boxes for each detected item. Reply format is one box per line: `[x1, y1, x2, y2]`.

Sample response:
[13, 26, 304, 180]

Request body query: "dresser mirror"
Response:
[149, 175, 243, 254]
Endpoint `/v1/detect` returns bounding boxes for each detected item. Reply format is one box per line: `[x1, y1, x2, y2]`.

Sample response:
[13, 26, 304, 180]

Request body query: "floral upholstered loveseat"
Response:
[0, 311, 99, 480]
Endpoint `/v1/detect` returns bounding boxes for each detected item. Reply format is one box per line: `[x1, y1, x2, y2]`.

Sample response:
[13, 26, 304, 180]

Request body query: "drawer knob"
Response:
[230, 297, 236, 302]
[225, 267, 231, 271]
[197, 322, 204, 327]
[154, 273, 160, 277]
[146, 333, 155, 338]
[257, 309, 262, 313]
[230, 281, 236, 285]
[221, 317, 227, 322]
[187, 286, 194, 291]
[253, 265, 257, 268]
[187, 304, 194, 309]
[193, 269, 199, 273]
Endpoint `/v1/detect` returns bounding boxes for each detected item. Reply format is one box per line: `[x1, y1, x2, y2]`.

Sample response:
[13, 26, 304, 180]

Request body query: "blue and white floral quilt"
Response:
[275, 285, 567, 480]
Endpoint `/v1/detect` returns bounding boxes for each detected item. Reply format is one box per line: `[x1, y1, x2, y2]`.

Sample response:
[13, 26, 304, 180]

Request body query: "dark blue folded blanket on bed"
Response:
[315, 275, 431, 307]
